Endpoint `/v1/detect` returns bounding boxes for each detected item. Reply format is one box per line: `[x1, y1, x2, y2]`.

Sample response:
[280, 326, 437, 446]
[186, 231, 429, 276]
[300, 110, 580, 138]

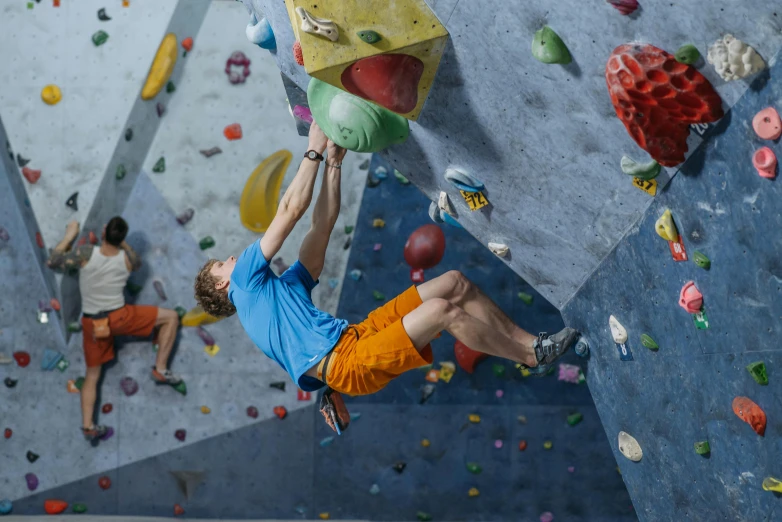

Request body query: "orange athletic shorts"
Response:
[325, 286, 436, 396]
[81, 305, 158, 367]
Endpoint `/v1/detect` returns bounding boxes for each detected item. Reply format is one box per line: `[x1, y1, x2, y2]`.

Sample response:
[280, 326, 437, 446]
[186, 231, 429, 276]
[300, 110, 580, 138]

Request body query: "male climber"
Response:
[48, 217, 181, 442]
[194, 123, 578, 407]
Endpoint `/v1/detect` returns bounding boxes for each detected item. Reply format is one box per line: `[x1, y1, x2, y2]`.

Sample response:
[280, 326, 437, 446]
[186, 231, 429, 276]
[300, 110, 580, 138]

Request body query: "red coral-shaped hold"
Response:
[293, 41, 304, 66]
[606, 44, 724, 167]
[733, 396, 766, 436]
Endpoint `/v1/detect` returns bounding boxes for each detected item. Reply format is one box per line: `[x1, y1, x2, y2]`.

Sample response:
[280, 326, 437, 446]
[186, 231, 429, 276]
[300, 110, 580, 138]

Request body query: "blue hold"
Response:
[41, 348, 63, 371]
[442, 212, 463, 229]
[0, 499, 11, 515]
[246, 13, 276, 50]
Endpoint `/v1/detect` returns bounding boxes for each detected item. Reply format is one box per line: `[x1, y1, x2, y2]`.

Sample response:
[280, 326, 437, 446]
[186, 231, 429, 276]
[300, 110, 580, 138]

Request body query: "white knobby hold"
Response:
[618, 431, 643, 462]
[609, 315, 628, 344]
[488, 242, 509, 257]
[296, 7, 339, 42]
[706, 34, 765, 82]
[438, 191, 454, 216]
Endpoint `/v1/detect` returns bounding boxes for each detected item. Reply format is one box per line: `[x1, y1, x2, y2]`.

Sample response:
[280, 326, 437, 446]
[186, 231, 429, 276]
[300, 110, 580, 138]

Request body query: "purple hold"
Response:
[176, 208, 194, 225]
[38, 299, 53, 313]
[153, 280, 167, 301]
[120, 376, 139, 397]
[156, 102, 166, 117]
[293, 105, 313, 124]
[25, 473, 38, 491]
[197, 327, 215, 346]
[100, 426, 115, 441]
[0, 227, 9, 241]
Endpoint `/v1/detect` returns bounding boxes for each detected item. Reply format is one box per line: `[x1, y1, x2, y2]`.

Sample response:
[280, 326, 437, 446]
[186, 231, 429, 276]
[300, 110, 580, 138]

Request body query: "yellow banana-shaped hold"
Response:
[141, 33, 177, 100]
[181, 306, 223, 327]
[240, 150, 293, 233]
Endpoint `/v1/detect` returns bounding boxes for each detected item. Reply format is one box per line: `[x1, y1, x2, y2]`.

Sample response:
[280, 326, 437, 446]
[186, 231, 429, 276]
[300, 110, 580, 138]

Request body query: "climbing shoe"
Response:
[151, 367, 182, 385]
[82, 425, 109, 442]
[525, 327, 579, 376]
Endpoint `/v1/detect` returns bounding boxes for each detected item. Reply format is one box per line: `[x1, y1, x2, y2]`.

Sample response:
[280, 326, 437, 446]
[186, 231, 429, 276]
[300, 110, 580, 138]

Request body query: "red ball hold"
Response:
[98, 476, 111, 490]
[247, 406, 259, 419]
[403, 224, 446, 270]
[13, 351, 31, 368]
[102, 403, 113, 414]
[4, 428, 11, 439]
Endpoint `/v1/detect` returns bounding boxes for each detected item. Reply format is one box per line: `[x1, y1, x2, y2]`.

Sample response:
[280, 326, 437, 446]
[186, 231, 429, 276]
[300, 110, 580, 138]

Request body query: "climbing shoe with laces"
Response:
[524, 327, 579, 376]
[151, 367, 182, 385]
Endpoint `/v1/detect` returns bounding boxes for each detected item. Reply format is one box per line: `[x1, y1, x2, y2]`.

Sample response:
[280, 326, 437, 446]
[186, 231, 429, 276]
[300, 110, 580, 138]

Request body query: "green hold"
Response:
[173, 381, 187, 396]
[746, 361, 768, 385]
[67, 321, 82, 333]
[72, 503, 87, 513]
[199, 236, 215, 250]
[394, 170, 410, 185]
[694, 441, 710, 455]
[152, 343, 159, 353]
[466, 462, 482, 474]
[357, 30, 381, 44]
[152, 157, 165, 173]
[620, 156, 661, 181]
[175, 306, 187, 319]
[693, 251, 711, 270]
[416, 512, 433, 522]
[126, 281, 143, 295]
[531, 26, 571, 65]
[640, 334, 659, 351]
[166, 81, 176, 93]
[92, 30, 109, 47]
[675, 44, 700, 65]
[344, 225, 354, 234]
[518, 292, 534, 305]
[115, 164, 127, 180]
[74, 377, 85, 390]
[567, 412, 583, 426]
[307, 78, 409, 153]
[372, 290, 385, 301]
[492, 364, 506, 377]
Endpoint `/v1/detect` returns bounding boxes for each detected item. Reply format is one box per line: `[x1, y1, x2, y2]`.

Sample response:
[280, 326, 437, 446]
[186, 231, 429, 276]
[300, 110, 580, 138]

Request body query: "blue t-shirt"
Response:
[228, 240, 348, 391]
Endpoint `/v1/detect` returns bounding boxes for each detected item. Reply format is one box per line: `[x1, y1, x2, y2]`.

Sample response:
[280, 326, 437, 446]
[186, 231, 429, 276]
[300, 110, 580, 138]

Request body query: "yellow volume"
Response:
[141, 33, 177, 100]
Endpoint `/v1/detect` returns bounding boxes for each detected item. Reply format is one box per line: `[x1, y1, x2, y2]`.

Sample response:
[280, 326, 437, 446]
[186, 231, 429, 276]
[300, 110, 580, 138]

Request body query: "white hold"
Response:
[618, 431, 643, 462]
[438, 191, 454, 216]
[608, 315, 627, 344]
[245, 13, 272, 47]
[428, 201, 444, 224]
[295, 7, 339, 42]
[488, 242, 509, 257]
[287, 100, 294, 119]
[706, 35, 765, 82]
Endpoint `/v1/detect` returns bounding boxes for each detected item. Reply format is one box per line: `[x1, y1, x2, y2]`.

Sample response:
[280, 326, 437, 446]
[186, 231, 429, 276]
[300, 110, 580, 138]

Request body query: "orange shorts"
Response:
[81, 305, 158, 367]
[325, 286, 435, 396]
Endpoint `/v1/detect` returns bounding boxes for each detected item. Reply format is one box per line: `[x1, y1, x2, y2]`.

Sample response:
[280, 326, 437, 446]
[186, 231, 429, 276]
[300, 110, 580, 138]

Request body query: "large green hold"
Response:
[675, 44, 700, 65]
[746, 361, 768, 385]
[72, 503, 87, 513]
[531, 26, 571, 64]
[307, 78, 409, 153]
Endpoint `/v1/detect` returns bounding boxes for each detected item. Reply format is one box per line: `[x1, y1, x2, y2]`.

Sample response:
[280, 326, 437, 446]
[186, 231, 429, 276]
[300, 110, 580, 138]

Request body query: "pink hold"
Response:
[558, 363, 581, 384]
[494, 439, 503, 449]
[752, 107, 782, 141]
[540, 512, 554, 522]
[293, 105, 313, 124]
[568, 466, 575, 473]
[678, 281, 703, 314]
[373, 243, 382, 251]
[495, 389, 504, 398]
[606, 0, 638, 15]
[753, 147, 777, 179]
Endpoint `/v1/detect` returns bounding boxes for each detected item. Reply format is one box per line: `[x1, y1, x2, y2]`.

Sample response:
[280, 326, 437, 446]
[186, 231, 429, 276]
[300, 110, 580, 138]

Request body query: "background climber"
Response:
[193, 124, 579, 397]
[47, 218, 181, 441]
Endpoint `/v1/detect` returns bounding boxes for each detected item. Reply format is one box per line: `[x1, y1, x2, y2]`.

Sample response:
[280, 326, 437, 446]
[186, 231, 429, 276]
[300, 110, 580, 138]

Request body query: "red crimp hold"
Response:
[22, 167, 41, 184]
[3, 428, 11, 439]
[273, 406, 287, 419]
[293, 41, 304, 66]
[298, 390, 311, 401]
[606, 43, 724, 167]
[224, 123, 243, 141]
[89, 231, 98, 245]
[35, 232, 44, 248]
[181, 37, 193, 53]
[50, 298, 61, 311]
[13, 351, 31, 368]
[225, 51, 251, 84]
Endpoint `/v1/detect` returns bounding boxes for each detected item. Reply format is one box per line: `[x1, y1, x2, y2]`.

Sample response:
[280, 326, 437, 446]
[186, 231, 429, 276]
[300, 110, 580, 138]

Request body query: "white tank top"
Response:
[79, 248, 130, 314]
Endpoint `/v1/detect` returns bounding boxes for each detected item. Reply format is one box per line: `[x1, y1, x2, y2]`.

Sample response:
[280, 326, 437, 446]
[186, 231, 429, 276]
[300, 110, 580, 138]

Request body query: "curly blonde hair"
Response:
[194, 259, 236, 317]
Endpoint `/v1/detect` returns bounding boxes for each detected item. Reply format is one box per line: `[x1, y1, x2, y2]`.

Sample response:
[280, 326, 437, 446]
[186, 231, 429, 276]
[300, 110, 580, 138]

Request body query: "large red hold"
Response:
[606, 44, 723, 167]
[44, 500, 68, 514]
[454, 340, 488, 374]
[403, 224, 445, 270]
[733, 396, 766, 436]
[341, 54, 424, 114]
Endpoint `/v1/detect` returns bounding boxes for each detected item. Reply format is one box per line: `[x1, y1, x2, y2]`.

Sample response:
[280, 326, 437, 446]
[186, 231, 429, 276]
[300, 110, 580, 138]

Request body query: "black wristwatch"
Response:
[304, 150, 324, 162]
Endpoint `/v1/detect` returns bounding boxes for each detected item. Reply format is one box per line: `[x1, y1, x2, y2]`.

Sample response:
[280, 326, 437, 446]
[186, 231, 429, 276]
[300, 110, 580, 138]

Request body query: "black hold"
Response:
[97, 8, 111, 21]
[269, 381, 286, 391]
[65, 192, 78, 211]
[419, 383, 435, 404]
[26, 451, 39, 463]
[16, 154, 30, 167]
[343, 237, 352, 250]
[156, 103, 166, 117]
[393, 462, 406, 473]
[6, 140, 13, 160]
[358, 159, 370, 170]
[125, 128, 133, 141]
[199, 147, 222, 158]
[4, 377, 17, 388]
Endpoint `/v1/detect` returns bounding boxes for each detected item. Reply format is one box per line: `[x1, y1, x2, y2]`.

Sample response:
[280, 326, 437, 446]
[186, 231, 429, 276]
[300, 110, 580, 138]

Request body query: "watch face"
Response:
[306, 151, 318, 160]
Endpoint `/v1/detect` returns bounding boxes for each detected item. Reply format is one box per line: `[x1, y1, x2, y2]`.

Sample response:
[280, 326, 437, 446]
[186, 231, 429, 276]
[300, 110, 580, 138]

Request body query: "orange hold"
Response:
[181, 37, 193, 52]
[454, 340, 489, 374]
[44, 500, 68, 514]
[518, 440, 528, 451]
[273, 406, 287, 419]
[733, 396, 766, 436]
[22, 166, 41, 184]
[50, 298, 61, 311]
[36, 232, 44, 248]
[293, 41, 304, 66]
[224, 123, 243, 141]
[606, 43, 724, 167]
[89, 231, 98, 244]
[174, 504, 185, 516]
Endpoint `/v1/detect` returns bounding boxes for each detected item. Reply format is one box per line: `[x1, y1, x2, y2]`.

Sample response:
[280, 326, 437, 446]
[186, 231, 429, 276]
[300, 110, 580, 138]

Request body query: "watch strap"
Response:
[305, 150, 324, 161]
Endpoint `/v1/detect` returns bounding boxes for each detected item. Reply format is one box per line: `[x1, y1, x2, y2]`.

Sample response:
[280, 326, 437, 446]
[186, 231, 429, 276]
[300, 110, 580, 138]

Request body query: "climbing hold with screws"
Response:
[640, 334, 658, 350]
[444, 167, 484, 192]
[679, 281, 703, 314]
[694, 441, 710, 455]
[618, 431, 642, 461]
[357, 30, 381, 44]
[674, 44, 700, 65]
[293, 41, 304, 66]
[296, 7, 338, 42]
[181, 37, 193, 55]
[95, 7, 109, 19]
[543, 440, 553, 450]
[468, 414, 481, 423]
[532, 26, 571, 64]
[753, 147, 777, 179]
[733, 396, 766, 436]
[488, 242, 509, 257]
[753, 107, 782, 141]
[746, 361, 768, 385]
[692, 251, 710, 270]
[707, 34, 765, 82]
[655, 209, 679, 242]
[620, 156, 660, 180]
[13, 351, 30, 367]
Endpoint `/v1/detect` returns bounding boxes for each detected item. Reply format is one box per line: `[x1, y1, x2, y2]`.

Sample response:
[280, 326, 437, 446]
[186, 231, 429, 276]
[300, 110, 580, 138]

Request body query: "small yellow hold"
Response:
[468, 414, 481, 423]
[200, 406, 211, 414]
[655, 209, 679, 242]
[204, 344, 220, 357]
[318, 513, 330, 520]
[468, 487, 480, 497]
[517, 415, 527, 424]
[421, 438, 431, 447]
[41, 84, 62, 105]
[763, 477, 782, 493]
[438, 361, 455, 383]
[543, 440, 553, 450]
[372, 218, 385, 228]
[520, 367, 531, 377]
[616, 466, 622, 475]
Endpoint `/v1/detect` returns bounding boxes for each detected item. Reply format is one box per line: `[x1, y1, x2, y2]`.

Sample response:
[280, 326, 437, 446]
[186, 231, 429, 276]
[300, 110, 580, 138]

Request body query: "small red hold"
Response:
[247, 406, 259, 418]
[293, 41, 304, 66]
[77, 236, 87, 246]
[50, 298, 61, 312]
[4, 428, 11, 439]
[44, 500, 68, 515]
[410, 268, 425, 283]
[98, 476, 111, 490]
[298, 390, 311, 401]
[224, 123, 243, 141]
[341, 54, 424, 114]
[13, 351, 31, 368]
[454, 340, 488, 374]
[102, 403, 113, 414]
[89, 231, 98, 244]
[35, 232, 44, 248]
[174, 429, 186, 442]
[518, 440, 528, 451]
[606, 44, 724, 167]
[273, 406, 287, 419]
[733, 396, 766, 436]
[22, 167, 41, 184]
[174, 504, 185, 516]
[607, 0, 639, 15]
[181, 37, 193, 53]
